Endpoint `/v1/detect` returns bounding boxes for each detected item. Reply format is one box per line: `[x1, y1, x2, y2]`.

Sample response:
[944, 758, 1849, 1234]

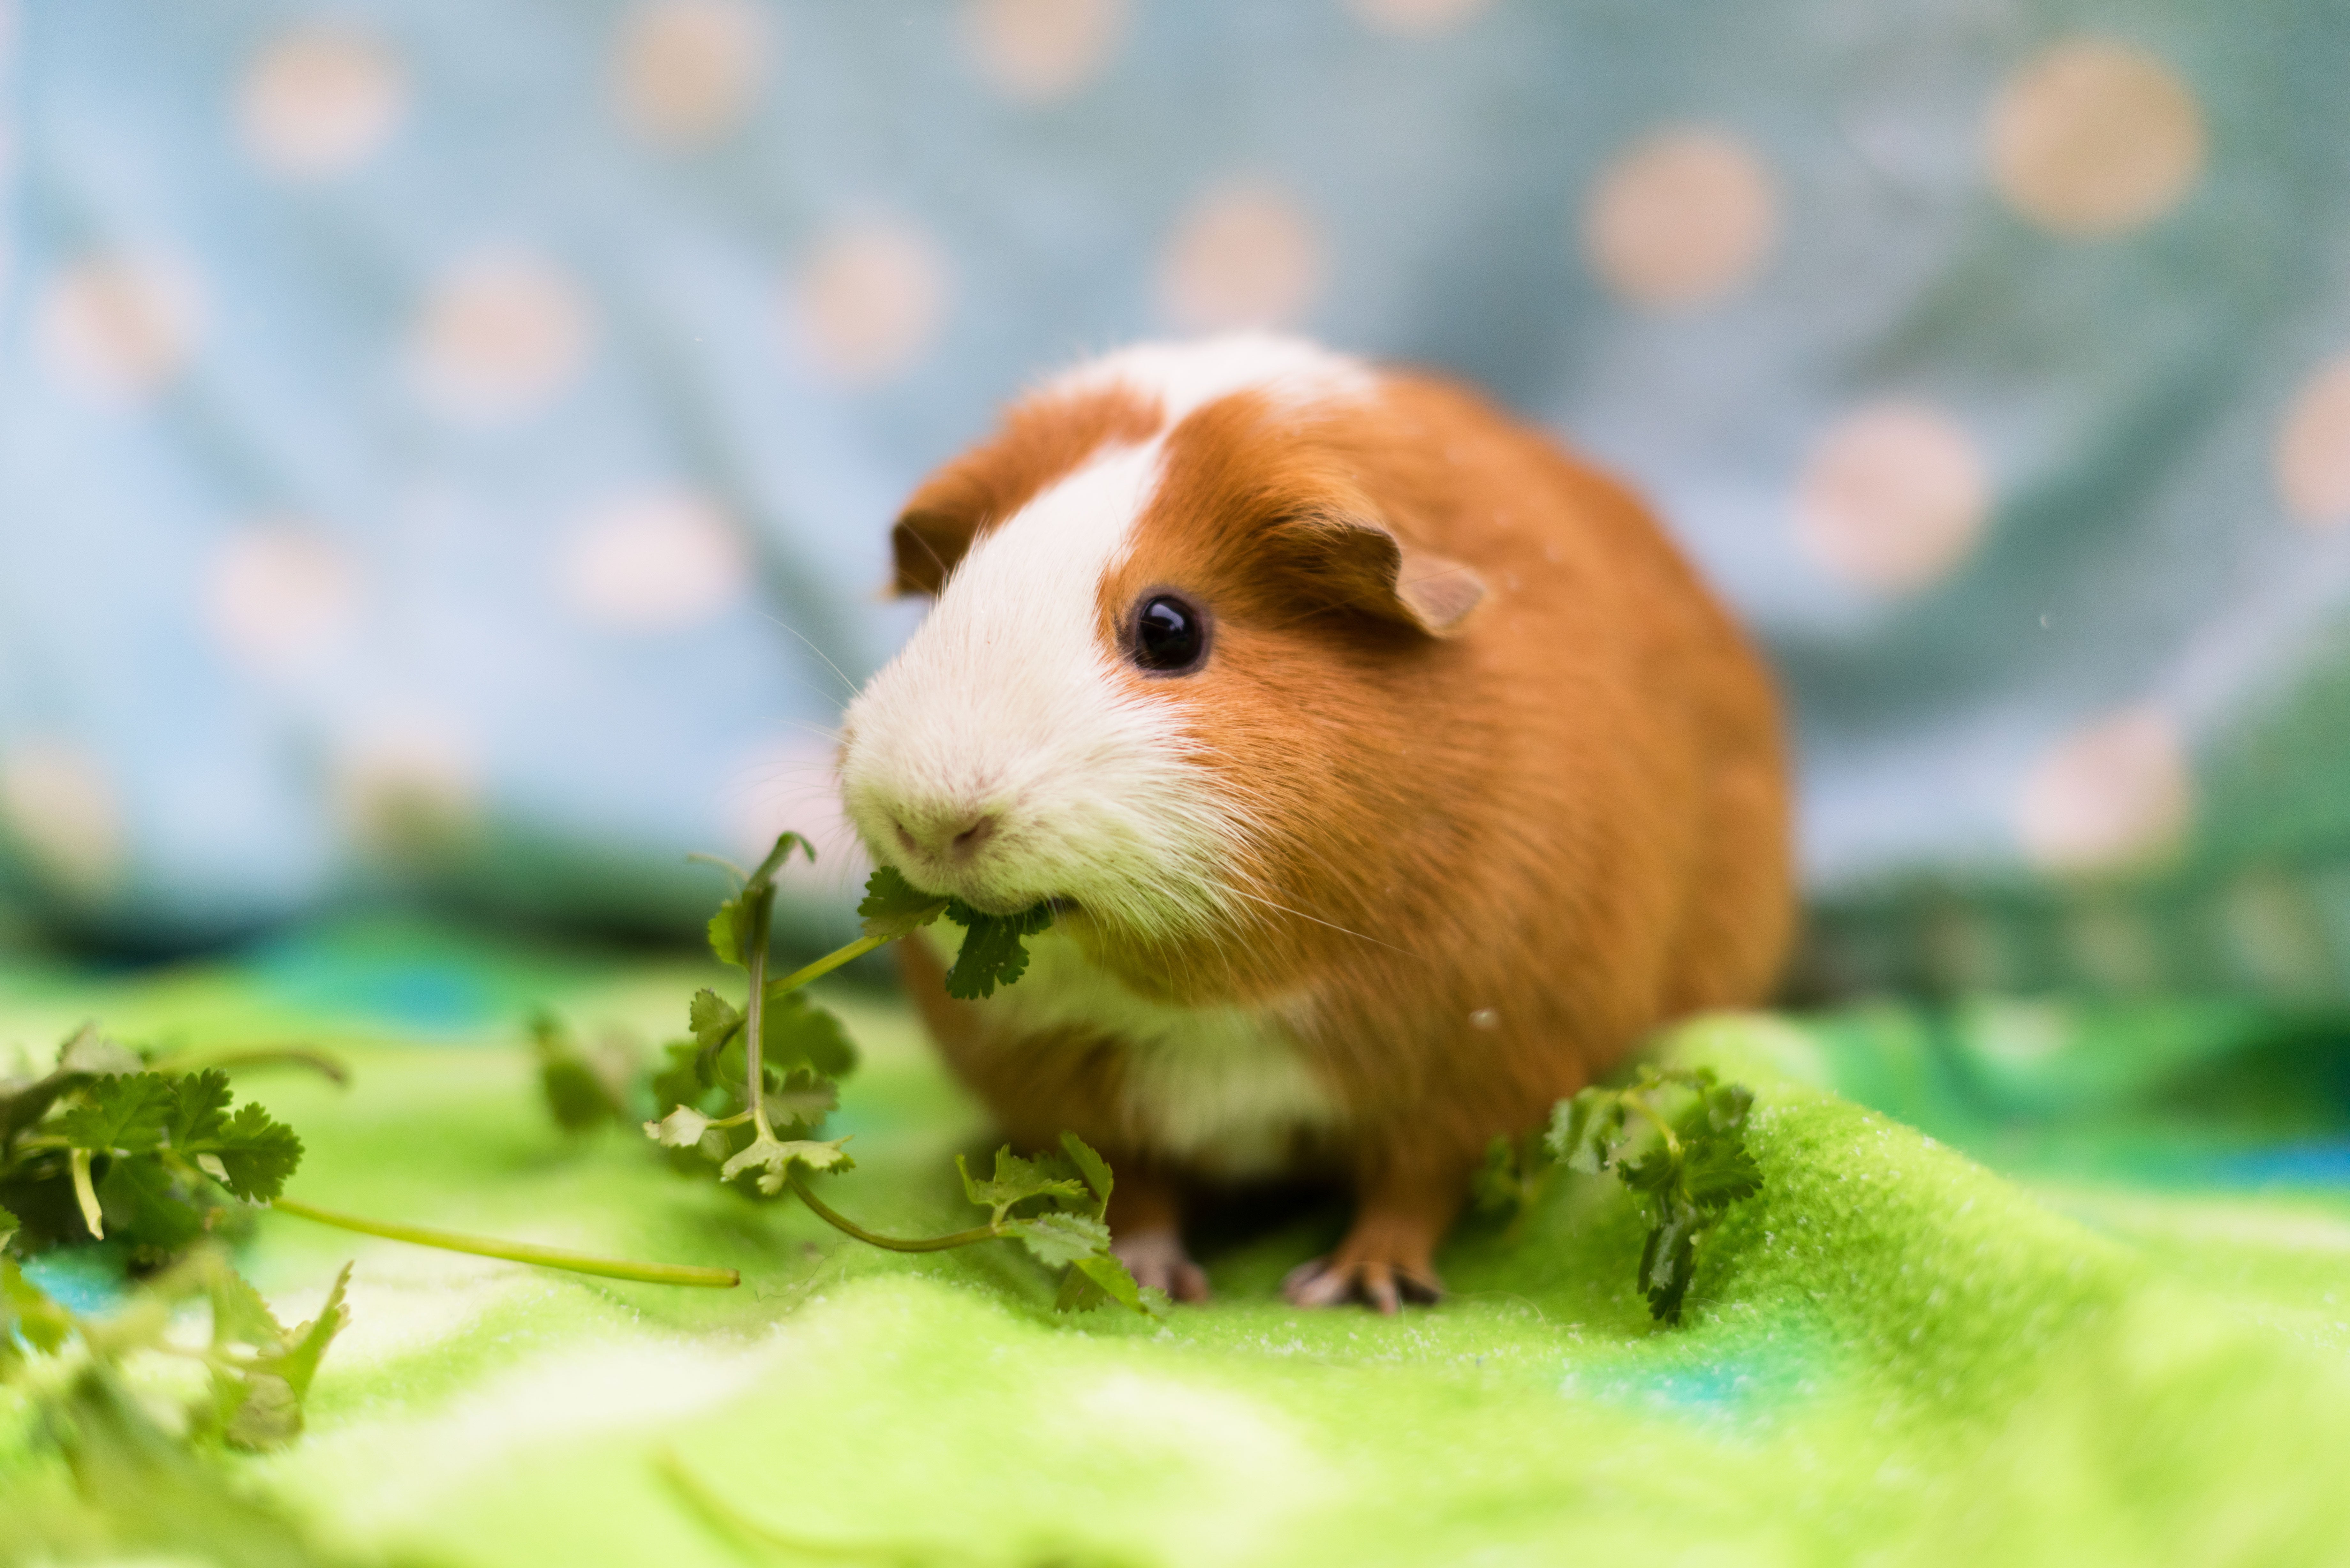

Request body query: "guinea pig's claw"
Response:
[1281, 1256, 1444, 1315]
[1112, 1227, 1211, 1303]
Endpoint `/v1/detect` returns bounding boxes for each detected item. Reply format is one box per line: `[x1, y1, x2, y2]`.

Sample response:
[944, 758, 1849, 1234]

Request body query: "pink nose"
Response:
[892, 809, 999, 864]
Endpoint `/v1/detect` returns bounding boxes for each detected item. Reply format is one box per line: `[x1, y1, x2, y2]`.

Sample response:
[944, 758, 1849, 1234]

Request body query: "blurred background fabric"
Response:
[5, 0, 2350, 996]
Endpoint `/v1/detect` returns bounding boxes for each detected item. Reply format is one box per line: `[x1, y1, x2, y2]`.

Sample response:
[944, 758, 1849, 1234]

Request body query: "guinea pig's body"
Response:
[838, 335, 1791, 1310]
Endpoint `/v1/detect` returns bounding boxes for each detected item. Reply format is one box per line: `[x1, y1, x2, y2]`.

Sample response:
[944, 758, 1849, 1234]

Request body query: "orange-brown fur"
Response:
[887, 367, 1791, 1300]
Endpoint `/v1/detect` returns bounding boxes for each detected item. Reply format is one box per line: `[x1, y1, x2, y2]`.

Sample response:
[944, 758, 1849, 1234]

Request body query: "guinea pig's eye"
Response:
[1131, 593, 1208, 675]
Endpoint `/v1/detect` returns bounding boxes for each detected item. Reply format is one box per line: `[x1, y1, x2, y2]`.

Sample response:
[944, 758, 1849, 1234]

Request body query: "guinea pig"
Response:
[837, 334, 1791, 1313]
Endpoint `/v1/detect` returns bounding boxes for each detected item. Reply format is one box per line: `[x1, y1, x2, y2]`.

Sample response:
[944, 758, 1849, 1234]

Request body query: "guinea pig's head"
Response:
[837, 335, 1485, 994]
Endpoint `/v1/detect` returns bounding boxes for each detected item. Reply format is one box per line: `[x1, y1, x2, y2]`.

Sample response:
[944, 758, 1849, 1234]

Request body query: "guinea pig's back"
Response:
[1355, 372, 1794, 1035]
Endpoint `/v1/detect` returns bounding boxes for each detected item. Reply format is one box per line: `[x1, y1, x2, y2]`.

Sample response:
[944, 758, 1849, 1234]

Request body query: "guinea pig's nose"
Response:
[892, 809, 1000, 864]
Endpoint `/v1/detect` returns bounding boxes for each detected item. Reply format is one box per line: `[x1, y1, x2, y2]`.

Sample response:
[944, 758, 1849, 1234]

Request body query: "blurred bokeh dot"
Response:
[560, 491, 751, 632]
[963, 0, 1124, 104]
[0, 741, 126, 898]
[2015, 705, 2192, 874]
[1344, 0, 1492, 37]
[237, 26, 406, 178]
[410, 251, 593, 424]
[1795, 402, 1991, 593]
[2275, 354, 2350, 528]
[785, 221, 950, 386]
[204, 525, 361, 674]
[335, 720, 482, 860]
[1988, 39, 2204, 238]
[1583, 127, 1777, 311]
[615, 0, 768, 148]
[35, 253, 203, 403]
[1157, 182, 1326, 331]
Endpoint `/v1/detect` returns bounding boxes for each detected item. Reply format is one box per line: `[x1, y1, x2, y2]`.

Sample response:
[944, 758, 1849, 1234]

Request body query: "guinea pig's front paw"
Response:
[1112, 1226, 1211, 1303]
[1281, 1253, 1444, 1316]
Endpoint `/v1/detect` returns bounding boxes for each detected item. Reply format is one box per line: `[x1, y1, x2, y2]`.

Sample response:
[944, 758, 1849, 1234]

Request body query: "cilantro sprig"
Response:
[1476, 1064, 1764, 1325]
[0, 1206, 380, 1560]
[0, 1028, 306, 1263]
[549, 831, 1151, 1315]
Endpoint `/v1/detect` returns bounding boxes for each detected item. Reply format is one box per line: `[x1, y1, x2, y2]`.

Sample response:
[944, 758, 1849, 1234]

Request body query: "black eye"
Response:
[1132, 593, 1207, 674]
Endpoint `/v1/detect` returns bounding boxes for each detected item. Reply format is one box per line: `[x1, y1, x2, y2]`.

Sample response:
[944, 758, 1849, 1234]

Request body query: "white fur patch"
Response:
[952, 930, 1343, 1176]
[841, 442, 1236, 937]
[1052, 331, 1372, 427]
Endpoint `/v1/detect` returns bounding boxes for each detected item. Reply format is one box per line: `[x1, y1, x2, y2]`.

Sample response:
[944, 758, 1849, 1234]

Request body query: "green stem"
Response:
[1621, 1091, 1682, 1159]
[270, 1196, 739, 1288]
[741, 880, 778, 1148]
[786, 1171, 1004, 1254]
[147, 1044, 350, 1086]
[70, 1148, 103, 1239]
[768, 933, 890, 1000]
[657, 1449, 922, 1563]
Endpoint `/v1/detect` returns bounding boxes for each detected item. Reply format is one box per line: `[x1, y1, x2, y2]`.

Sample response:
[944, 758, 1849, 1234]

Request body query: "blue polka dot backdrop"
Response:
[4, 0, 2350, 995]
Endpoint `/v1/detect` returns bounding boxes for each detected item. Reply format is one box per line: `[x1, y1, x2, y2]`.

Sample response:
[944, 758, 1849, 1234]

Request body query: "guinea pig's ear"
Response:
[890, 506, 973, 597]
[1293, 512, 1487, 637]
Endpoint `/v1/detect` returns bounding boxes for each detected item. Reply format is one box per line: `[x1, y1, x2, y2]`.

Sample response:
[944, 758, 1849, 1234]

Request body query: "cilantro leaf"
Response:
[1539, 1065, 1765, 1326]
[185, 1103, 304, 1202]
[941, 900, 1055, 1000]
[1003, 1210, 1110, 1269]
[646, 1105, 715, 1148]
[857, 865, 951, 940]
[0, 1202, 18, 1248]
[761, 1067, 838, 1135]
[720, 1134, 854, 1196]
[529, 1012, 640, 1133]
[760, 989, 857, 1079]
[163, 1069, 235, 1149]
[689, 989, 742, 1052]
[1056, 1251, 1155, 1317]
[268, 1261, 354, 1402]
[1639, 1198, 1703, 1323]
[58, 1074, 172, 1152]
[956, 1146, 1088, 1217]
[1057, 1131, 1115, 1220]
[57, 1024, 142, 1078]
[97, 1157, 209, 1259]
[1682, 1136, 1762, 1210]
[708, 899, 747, 967]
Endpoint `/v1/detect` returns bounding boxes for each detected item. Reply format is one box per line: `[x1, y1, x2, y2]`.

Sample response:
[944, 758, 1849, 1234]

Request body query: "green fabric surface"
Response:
[4, 923, 2350, 1566]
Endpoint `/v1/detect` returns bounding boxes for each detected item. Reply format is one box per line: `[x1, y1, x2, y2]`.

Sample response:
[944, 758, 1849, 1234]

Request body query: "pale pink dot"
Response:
[409, 251, 594, 424]
[204, 524, 361, 674]
[1988, 39, 2205, 238]
[1583, 127, 1777, 311]
[614, 0, 769, 148]
[962, 0, 1125, 104]
[784, 222, 951, 386]
[36, 253, 204, 403]
[559, 491, 751, 632]
[238, 26, 406, 177]
[2274, 355, 2350, 528]
[334, 719, 482, 860]
[0, 741, 126, 897]
[2015, 705, 2193, 874]
[1795, 402, 1991, 594]
[1344, 0, 1492, 36]
[1156, 182, 1326, 331]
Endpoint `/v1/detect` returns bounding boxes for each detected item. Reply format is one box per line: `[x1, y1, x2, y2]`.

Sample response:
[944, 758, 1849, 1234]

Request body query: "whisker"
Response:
[750, 608, 861, 701]
[1222, 883, 1425, 962]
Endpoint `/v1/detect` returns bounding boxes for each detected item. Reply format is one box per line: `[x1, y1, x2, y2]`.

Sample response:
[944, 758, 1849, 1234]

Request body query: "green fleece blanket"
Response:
[4, 921, 2349, 1566]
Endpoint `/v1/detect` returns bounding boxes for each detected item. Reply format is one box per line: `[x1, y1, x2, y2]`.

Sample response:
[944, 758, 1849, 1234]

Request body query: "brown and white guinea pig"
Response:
[836, 334, 1792, 1313]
